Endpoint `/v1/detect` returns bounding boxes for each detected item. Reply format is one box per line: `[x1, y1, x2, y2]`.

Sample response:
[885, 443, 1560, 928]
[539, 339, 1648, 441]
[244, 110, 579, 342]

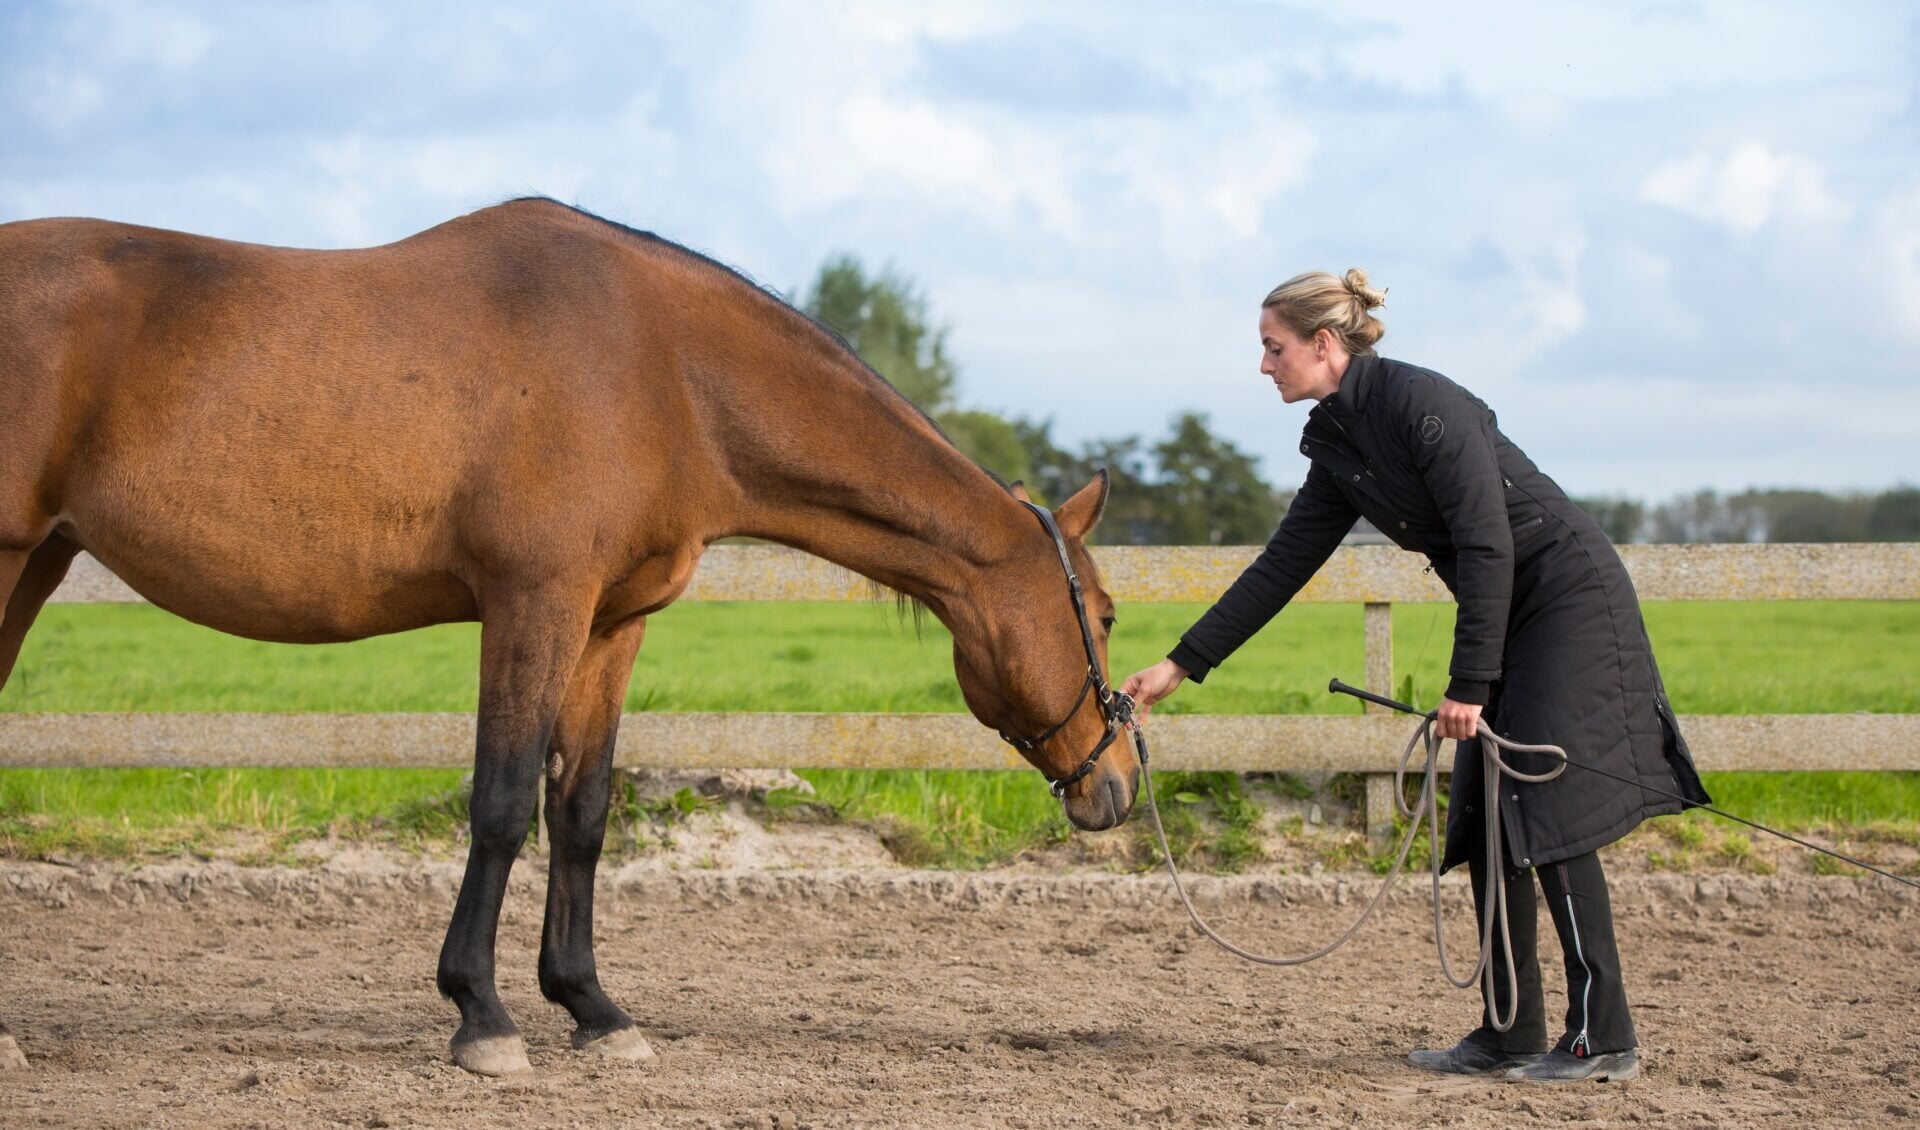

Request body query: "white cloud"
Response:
[20, 66, 106, 128]
[1878, 182, 1920, 346]
[767, 94, 1084, 237]
[1640, 143, 1841, 234]
[3, 0, 1915, 496]
[1340, 0, 1901, 105]
[93, 1, 215, 70]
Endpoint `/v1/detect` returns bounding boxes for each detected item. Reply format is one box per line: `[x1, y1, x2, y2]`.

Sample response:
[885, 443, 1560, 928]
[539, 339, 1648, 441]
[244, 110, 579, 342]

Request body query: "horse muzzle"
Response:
[1059, 763, 1138, 831]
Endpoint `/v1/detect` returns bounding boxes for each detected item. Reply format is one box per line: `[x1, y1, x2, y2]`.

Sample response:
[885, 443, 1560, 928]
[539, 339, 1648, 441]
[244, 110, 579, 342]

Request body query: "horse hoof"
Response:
[0, 1035, 26, 1071]
[450, 1034, 532, 1077]
[572, 1026, 655, 1061]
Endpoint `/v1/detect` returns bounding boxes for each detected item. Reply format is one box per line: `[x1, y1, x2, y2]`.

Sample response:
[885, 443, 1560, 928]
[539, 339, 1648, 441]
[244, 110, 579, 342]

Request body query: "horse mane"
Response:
[500, 196, 1012, 633]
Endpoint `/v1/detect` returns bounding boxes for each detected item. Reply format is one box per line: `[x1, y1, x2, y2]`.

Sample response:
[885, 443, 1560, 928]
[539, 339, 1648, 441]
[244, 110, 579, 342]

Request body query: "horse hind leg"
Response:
[0, 533, 81, 694]
[436, 583, 596, 1077]
[538, 615, 653, 1061]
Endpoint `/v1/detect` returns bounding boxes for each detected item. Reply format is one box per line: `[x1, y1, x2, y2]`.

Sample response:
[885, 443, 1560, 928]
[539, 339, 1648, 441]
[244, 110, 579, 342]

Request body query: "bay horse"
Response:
[0, 198, 1140, 1076]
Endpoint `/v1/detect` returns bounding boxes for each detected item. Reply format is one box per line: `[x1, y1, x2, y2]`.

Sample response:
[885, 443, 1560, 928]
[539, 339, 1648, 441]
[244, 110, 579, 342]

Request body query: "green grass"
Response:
[0, 767, 471, 861]
[10, 599, 1915, 715]
[1, 600, 1916, 866]
[794, 769, 1073, 868]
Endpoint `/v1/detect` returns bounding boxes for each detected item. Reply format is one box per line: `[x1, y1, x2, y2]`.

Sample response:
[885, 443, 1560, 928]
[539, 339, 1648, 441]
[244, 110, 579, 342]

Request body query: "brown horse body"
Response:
[0, 199, 1138, 1074]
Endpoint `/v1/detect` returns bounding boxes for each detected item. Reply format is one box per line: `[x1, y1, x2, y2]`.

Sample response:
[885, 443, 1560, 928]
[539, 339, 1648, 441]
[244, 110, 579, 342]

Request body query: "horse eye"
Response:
[1100, 615, 1116, 633]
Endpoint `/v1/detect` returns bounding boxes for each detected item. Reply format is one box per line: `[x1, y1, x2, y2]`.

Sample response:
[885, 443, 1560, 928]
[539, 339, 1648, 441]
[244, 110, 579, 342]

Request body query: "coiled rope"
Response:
[1129, 679, 1920, 1029]
[1135, 698, 1565, 1030]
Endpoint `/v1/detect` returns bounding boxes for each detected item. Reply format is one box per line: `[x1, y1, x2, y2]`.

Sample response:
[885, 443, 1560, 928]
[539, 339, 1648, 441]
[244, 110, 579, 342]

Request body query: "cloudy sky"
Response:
[4, 1, 1915, 500]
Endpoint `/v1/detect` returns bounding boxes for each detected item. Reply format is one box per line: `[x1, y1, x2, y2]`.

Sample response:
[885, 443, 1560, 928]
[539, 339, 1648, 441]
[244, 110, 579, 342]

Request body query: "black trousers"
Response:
[1464, 844, 1638, 1056]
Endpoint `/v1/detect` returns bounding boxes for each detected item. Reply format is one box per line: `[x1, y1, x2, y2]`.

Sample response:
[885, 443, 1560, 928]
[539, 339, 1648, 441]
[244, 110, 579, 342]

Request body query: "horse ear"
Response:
[1009, 480, 1032, 503]
[1054, 469, 1109, 540]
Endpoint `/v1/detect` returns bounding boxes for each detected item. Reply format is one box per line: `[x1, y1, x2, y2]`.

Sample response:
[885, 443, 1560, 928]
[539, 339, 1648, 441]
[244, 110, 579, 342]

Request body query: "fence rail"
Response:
[15, 543, 1920, 847]
[46, 542, 1920, 605]
[2, 710, 1914, 774]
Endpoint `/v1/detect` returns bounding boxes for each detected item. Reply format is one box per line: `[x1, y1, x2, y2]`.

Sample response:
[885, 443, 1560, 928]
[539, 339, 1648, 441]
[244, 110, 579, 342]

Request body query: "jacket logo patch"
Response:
[1419, 415, 1445, 444]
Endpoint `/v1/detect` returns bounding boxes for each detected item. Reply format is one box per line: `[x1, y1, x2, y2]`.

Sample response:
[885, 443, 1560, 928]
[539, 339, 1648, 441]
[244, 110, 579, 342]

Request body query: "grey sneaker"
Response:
[1408, 1037, 1545, 1075]
[1505, 1047, 1640, 1083]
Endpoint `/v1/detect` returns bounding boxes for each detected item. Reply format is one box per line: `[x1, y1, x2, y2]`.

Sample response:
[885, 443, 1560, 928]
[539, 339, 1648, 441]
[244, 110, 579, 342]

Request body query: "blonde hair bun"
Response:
[1342, 268, 1387, 310]
[1263, 269, 1388, 355]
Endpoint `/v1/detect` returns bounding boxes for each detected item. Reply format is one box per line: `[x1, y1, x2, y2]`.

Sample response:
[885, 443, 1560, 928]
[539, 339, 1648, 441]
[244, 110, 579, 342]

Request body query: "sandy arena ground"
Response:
[2, 856, 1917, 1129]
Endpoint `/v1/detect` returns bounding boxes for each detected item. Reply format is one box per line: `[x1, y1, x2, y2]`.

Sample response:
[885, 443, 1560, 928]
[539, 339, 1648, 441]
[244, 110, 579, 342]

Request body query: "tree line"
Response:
[1574, 488, 1920, 545]
[804, 256, 1917, 546]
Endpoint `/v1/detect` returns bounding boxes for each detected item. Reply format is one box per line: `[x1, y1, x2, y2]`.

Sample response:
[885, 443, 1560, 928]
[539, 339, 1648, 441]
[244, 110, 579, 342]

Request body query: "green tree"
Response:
[1867, 486, 1920, 541]
[1572, 496, 1647, 544]
[1081, 435, 1157, 545]
[1650, 490, 1763, 543]
[1010, 417, 1082, 508]
[801, 255, 957, 414]
[1735, 489, 1871, 542]
[1152, 413, 1277, 545]
[800, 255, 1039, 482]
[937, 409, 1032, 486]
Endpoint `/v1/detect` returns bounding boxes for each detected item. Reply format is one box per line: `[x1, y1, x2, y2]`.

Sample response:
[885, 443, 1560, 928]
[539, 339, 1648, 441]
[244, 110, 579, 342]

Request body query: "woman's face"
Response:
[1259, 308, 1338, 403]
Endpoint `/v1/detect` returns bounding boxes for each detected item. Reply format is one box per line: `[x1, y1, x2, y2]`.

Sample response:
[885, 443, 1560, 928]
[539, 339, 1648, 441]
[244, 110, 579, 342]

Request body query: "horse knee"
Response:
[549, 789, 610, 855]
[467, 768, 540, 854]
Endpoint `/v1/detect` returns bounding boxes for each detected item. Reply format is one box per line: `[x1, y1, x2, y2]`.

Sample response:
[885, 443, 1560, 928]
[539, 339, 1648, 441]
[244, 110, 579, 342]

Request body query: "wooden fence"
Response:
[8, 543, 1918, 847]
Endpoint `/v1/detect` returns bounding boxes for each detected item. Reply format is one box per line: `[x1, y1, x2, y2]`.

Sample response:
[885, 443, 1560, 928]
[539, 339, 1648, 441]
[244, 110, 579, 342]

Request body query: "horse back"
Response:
[0, 206, 724, 641]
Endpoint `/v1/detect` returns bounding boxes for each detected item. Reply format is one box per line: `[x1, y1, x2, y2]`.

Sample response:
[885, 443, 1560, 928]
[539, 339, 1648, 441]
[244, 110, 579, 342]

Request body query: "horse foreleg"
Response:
[436, 585, 594, 1077]
[0, 534, 80, 692]
[0, 535, 80, 1073]
[538, 614, 652, 1060]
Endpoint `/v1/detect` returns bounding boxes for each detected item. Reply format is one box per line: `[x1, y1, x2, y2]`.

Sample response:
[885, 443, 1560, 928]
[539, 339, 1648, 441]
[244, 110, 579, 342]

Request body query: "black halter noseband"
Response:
[997, 501, 1136, 798]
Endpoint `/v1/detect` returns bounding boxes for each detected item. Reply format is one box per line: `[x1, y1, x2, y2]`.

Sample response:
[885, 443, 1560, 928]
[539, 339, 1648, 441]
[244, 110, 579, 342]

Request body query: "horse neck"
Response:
[712, 337, 1034, 624]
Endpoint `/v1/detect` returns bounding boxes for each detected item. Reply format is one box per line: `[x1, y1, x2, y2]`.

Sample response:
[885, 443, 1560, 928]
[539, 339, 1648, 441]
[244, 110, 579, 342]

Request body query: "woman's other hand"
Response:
[1121, 659, 1189, 719]
[1434, 696, 1484, 741]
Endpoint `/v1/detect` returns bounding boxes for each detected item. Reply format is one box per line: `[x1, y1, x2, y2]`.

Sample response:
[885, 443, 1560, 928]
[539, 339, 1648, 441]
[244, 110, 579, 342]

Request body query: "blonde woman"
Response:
[1122, 271, 1709, 1083]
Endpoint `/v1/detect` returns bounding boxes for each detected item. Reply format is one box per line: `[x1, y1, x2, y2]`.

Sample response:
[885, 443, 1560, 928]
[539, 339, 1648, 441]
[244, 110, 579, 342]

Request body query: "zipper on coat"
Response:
[1323, 416, 1379, 478]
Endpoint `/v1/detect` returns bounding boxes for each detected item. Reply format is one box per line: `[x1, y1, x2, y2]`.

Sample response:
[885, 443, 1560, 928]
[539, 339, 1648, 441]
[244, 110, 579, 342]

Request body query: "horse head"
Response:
[950, 470, 1140, 832]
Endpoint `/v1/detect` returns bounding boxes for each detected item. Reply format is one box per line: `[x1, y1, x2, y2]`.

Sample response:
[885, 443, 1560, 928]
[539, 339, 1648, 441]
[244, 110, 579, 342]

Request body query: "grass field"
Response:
[2, 600, 1916, 866]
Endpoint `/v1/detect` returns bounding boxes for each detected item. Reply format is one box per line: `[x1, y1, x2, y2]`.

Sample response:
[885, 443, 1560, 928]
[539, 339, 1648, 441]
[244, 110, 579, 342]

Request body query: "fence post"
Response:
[1363, 602, 1395, 851]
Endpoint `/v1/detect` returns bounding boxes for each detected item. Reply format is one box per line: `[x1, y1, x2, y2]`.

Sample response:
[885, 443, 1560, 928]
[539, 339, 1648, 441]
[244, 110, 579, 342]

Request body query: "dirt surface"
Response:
[2, 858, 1918, 1129]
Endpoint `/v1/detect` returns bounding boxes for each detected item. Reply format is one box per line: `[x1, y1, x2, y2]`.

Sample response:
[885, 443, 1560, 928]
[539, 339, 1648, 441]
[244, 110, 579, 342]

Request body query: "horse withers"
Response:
[0, 199, 1140, 1075]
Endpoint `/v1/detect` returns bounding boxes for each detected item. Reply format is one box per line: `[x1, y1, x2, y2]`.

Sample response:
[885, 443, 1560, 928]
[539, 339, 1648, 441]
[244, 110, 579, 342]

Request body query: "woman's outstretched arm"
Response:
[1124, 462, 1357, 715]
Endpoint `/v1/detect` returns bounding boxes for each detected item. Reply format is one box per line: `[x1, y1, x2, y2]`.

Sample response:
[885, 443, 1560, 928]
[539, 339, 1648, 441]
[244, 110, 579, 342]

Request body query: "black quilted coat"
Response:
[1168, 354, 1710, 871]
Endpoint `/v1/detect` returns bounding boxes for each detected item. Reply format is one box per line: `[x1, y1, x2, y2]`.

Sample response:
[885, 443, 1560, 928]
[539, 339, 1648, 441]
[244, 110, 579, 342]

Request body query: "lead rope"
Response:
[1130, 689, 1920, 1029]
[1131, 703, 1567, 1032]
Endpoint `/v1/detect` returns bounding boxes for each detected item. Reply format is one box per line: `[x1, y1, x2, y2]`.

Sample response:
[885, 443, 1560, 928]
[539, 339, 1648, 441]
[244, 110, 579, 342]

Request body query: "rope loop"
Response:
[1138, 709, 1566, 1032]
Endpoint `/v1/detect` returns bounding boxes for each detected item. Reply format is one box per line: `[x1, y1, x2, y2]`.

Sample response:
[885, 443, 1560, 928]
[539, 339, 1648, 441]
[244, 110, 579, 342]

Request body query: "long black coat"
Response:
[1169, 354, 1709, 871]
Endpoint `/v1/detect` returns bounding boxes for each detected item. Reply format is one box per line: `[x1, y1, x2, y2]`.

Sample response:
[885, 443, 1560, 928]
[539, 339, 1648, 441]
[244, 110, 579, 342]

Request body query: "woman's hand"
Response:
[1121, 659, 1189, 719]
[1434, 696, 1484, 741]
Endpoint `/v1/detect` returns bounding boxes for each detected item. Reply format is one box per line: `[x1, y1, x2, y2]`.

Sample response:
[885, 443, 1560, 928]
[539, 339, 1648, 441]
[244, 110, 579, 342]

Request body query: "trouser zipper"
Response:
[1560, 863, 1593, 1057]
